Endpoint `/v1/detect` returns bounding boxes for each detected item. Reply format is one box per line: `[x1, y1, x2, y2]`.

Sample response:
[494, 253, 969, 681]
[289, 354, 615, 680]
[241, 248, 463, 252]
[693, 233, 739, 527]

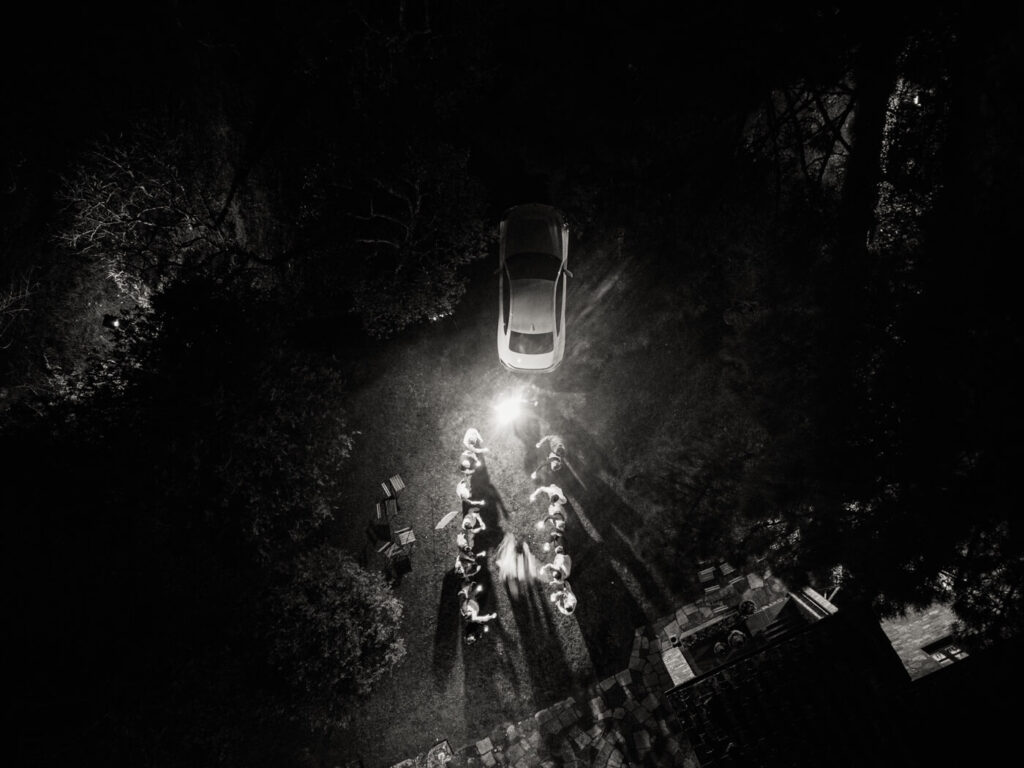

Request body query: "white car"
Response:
[497, 204, 572, 372]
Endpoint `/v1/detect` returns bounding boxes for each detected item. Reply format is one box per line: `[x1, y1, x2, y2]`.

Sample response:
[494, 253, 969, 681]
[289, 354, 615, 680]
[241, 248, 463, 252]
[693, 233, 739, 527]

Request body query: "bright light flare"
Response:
[494, 394, 524, 424]
[535, 521, 545, 530]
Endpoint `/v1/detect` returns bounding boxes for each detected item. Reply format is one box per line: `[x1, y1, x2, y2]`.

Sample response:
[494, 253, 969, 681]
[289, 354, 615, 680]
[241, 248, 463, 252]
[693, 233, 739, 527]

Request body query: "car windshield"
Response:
[509, 331, 554, 354]
[506, 252, 560, 282]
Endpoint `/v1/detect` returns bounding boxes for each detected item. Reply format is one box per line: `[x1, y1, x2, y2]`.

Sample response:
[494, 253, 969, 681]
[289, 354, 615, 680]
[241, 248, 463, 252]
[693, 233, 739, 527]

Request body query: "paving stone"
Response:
[612, 707, 625, 719]
[642, 693, 659, 711]
[481, 752, 495, 767]
[615, 670, 632, 687]
[699, 604, 714, 618]
[476, 737, 493, 754]
[599, 676, 616, 691]
[507, 743, 524, 761]
[746, 572, 765, 589]
[675, 608, 691, 627]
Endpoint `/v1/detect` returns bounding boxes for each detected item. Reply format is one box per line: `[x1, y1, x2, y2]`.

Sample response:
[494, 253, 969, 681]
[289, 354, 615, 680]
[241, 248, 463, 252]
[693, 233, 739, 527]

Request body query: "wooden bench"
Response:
[728, 575, 748, 594]
[375, 497, 399, 522]
[393, 526, 417, 551]
[382, 474, 406, 498]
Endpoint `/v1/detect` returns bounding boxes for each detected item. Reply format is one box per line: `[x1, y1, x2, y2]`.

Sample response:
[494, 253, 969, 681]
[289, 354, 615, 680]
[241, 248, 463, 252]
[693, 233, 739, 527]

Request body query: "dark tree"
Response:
[268, 546, 406, 732]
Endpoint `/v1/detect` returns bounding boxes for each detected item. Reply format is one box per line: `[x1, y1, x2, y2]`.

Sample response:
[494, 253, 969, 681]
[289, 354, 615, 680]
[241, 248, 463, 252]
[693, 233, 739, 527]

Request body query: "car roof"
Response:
[510, 279, 554, 333]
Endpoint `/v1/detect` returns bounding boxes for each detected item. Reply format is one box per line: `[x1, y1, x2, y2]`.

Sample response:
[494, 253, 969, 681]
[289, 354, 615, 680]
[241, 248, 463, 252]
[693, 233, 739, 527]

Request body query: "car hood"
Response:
[510, 279, 554, 333]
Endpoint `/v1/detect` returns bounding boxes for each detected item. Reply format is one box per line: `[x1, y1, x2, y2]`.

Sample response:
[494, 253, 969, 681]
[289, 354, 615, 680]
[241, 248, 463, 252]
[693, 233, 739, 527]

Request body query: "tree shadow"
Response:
[431, 570, 464, 692]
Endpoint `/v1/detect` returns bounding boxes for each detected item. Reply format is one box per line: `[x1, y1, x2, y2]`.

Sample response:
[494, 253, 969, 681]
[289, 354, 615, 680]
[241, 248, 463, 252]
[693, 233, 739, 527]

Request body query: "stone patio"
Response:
[391, 564, 780, 768]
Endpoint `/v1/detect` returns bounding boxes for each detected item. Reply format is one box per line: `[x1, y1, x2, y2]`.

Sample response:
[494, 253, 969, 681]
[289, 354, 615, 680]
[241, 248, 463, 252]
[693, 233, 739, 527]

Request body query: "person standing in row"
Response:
[529, 483, 566, 506]
[462, 427, 490, 455]
[541, 546, 572, 583]
[457, 477, 485, 507]
[537, 503, 566, 543]
[549, 581, 577, 615]
[460, 595, 497, 624]
[462, 507, 486, 535]
[459, 450, 480, 476]
[531, 433, 567, 479]
[455, 545, 486, 578]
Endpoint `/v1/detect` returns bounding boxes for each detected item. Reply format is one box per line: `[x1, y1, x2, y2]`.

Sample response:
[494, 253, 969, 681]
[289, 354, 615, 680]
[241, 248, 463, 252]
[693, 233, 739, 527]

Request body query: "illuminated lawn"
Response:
[326, 234, 751, 766]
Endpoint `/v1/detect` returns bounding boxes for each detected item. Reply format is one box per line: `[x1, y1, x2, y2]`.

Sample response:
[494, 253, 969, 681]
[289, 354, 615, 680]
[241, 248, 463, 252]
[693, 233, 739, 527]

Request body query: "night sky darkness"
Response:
[4, 3, 1023, 767]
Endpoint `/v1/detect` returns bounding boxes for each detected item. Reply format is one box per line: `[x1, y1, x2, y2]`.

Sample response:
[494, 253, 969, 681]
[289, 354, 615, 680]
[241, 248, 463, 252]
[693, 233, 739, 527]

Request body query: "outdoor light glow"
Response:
[536, 521, 545, 530]
[494, 394, 524, 424]
[475, 584, 484, 594]
[112, 319, 120, 328]
[543, 543, 551, 552]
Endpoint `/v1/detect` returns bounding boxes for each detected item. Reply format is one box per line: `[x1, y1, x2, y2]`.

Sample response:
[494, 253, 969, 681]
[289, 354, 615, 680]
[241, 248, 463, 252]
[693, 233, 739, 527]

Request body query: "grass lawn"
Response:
[325, 228, 752, 766]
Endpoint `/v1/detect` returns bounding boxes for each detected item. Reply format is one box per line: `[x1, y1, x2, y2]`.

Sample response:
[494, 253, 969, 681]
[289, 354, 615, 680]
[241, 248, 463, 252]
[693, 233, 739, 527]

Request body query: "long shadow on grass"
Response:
[462, 564, 520, 735]
[559, 505, 649, 678]
[508, 581, 575, 706]
[432, 571, 464, 692]
[512, 409, 544, 473]
[469, 463, 510, 550]
[554, 417, 673, 616]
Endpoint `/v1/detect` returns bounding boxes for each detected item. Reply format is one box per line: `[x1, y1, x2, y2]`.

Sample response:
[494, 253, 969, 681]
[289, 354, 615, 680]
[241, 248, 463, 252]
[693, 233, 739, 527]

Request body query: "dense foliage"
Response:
[269, 547, 406, 731]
